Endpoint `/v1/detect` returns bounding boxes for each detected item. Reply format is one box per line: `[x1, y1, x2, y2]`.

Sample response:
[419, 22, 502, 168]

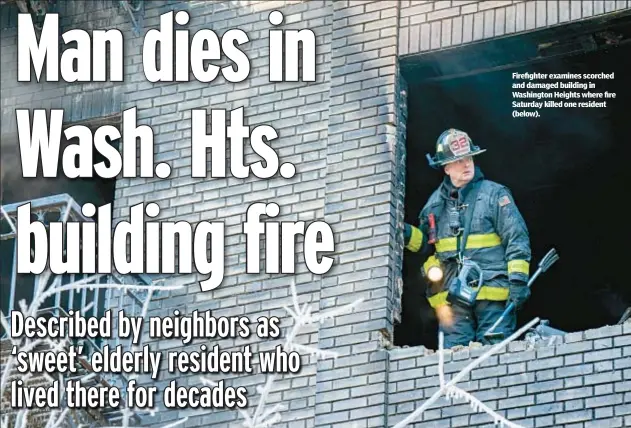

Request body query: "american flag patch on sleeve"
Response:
[499, 195, 511, 207]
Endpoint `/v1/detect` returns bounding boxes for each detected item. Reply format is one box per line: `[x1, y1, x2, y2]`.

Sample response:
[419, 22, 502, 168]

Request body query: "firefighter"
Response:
[403, 128, 531, 348]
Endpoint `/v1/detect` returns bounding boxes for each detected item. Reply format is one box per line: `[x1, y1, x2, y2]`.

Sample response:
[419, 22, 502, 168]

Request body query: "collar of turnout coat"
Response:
[438, 166, 485, 202]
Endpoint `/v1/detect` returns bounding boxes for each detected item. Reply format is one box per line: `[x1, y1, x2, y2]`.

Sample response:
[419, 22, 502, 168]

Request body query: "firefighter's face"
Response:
[444, 156, 474, 187]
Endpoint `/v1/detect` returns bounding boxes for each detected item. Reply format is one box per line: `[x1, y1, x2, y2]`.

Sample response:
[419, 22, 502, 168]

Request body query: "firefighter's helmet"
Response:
[426, 128, 486, 169]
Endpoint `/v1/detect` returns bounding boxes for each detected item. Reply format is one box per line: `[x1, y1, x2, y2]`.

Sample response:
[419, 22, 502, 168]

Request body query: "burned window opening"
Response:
[395, 14, 631, 351]
[0, 114, 121, 327]
[0, 114, 121, 208]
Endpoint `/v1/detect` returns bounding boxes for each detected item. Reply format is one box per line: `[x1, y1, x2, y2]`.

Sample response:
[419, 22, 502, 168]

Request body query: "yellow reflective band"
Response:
[428, 291, 449, 308]
[423, 255, 440, 273]
[508, 260, 530, 275]
[435, 233, 502, 253]
[405, 226, 423, 252]
[427, 286, 509, 308]
[477, 286, 509, 301]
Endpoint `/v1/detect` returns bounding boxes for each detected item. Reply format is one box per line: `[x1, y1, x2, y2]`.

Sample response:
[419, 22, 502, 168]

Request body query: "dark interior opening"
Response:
[0, 116, 121, 207]
[0, 116, 120, 326]
[395, 11, 631, 349]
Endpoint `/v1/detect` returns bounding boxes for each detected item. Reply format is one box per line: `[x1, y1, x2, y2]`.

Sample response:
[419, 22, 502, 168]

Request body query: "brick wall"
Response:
[0, 0, 128, 136]
[388, 323, 631, 427]
[399, 0, 631, 56]
[115, 2, 333, 426]
[314, 1, 401, 426]
[2, 1, 631, 427]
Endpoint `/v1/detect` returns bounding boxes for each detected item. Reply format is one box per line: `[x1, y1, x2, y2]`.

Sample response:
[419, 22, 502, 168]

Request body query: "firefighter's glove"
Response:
[508, 280, 530, 309]
[404, 223, 412, 241]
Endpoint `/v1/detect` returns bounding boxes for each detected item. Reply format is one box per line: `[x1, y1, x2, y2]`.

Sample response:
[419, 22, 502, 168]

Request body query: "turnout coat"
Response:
[405, 167, 531, 308]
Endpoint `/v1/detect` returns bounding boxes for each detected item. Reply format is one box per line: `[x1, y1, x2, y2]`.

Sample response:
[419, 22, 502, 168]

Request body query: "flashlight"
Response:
[427, 266, 444, 282]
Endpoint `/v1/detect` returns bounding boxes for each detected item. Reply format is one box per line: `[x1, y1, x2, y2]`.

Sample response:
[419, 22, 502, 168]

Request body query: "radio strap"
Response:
[456, 180, 483, 263]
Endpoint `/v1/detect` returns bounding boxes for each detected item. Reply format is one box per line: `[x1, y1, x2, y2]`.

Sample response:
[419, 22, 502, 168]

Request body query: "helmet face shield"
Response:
[427, 128, 486, 169]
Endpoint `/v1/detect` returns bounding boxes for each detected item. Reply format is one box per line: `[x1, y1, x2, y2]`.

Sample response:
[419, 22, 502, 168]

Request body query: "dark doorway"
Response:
[396, 12, 631, 349]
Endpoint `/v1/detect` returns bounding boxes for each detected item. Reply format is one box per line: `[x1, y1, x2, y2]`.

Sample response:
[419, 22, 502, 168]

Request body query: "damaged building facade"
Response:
[1, 0, 631, 427]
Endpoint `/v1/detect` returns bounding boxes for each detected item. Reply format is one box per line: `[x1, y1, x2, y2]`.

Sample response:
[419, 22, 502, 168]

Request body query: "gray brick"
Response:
[472, 11, 484, 40]
[498, 395, 535, 409]
[535, 369, 555, 382]
[559, 0, 570, 22]
[477, 0, 510, 10]
[350, 404, 385, 420]
[475, 387, 508, 401]
[584, 371, 623, 385]
[615, 335, 631, 347]
[615, 380, 631, 392]
[430, 21, 441, 50]
[501, 350, 536, 364]
[505, 4, 516, 33]
[526, 402, 563, 417]
[564, 398, 585, 411]
[401, 3, 434, 18]
[557, 363, 594, 378]
[527, 379, 564, 394]
[472, 365, 508, 380]
[440, 18, 453, 47]
[570, 0, 582, 20]
[315, 411, 349, 425]
[442, 403, 477, 417]
[461, 3, 478, 15]
[534, 415, 555, 427]
[594, 406, 614, 419]
[332, 397, 367, 411]
[536, 346, 556, 359]
[528, 357, 564, 371]
[452, 16, 463, 44]
[525, 0, 536, 29]
[427, 6, 461, 21]
[433, 1, 452, 11]
[594, 360, 614, 373]
[594, 338, 614, 349]
[390, 387, 425, 405]
[557, 386, 593, 401]
[462, 13, 474, 42]
[420, 23, 431, 51]
[484, 9, 495, 38]
[507, 407, 526, 419]
[536, 392, 555, 404]
[615, 403, 631, 416]
[500, 372, 536, 387]
[555, 409, 593, 424]
[389, 368, 424, 383]
[450, 415, 470, 427]
[494, 6, 506, 36]
[586, 393, 624, 408]
[515, 1, 526, 31]
[583, 0, 594, 18]
[557, 341, 593, 355]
